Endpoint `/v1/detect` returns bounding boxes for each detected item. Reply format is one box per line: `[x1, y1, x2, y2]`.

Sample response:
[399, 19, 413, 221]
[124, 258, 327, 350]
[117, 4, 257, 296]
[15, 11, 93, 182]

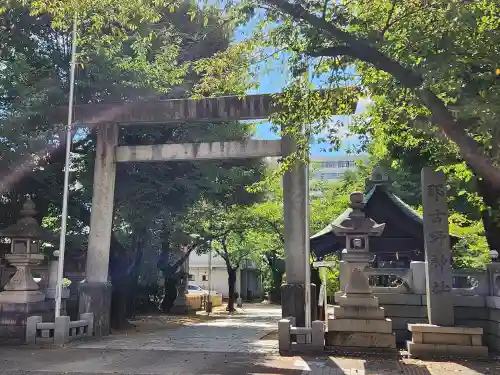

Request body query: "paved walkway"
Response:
[73, 304, 280, 353]
[0, 303, 498, 374]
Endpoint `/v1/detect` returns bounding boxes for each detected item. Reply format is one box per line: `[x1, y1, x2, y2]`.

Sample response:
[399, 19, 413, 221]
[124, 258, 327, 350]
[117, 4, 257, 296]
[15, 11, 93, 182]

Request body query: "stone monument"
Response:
[327, 192, 396, 350]
[0, 198, 53, 342]
[407, 167, 488, 357]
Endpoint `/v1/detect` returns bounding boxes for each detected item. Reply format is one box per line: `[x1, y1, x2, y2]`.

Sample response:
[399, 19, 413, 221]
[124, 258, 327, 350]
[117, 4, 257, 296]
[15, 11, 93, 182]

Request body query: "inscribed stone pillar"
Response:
[281, 131, 309, 326]
[421, 167, 454, 326]
[79, 123, 118, 336]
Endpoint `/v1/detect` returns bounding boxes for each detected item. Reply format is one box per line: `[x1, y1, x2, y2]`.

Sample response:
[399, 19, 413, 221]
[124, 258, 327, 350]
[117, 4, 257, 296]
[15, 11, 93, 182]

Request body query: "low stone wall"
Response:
[483, 297, 500, 351]
[368, 293, 488, 344]
[26, 313, 93, 345]
[333, 261, 500, 351]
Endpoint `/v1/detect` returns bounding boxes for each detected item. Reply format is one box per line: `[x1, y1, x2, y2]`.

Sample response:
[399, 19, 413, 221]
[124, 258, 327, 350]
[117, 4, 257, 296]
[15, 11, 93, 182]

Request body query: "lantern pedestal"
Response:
[0, 300, 53, 344]
[0, 253, 46, 303]
[0, 290, 45, 304]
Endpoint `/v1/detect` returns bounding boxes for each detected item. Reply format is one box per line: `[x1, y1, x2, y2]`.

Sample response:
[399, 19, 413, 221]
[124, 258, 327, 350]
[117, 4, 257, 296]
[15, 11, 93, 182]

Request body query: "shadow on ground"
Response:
[322, 353, 499, 375]
[116, 313, 220, 334]
[0, 347, 301, 375]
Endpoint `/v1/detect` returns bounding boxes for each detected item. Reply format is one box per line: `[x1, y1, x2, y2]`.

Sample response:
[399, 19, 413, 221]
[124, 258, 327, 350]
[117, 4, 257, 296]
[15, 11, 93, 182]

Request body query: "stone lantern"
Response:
[327, 192, 396, 350]
[0, 197, 53, 303]
[331, 192, 385, 300]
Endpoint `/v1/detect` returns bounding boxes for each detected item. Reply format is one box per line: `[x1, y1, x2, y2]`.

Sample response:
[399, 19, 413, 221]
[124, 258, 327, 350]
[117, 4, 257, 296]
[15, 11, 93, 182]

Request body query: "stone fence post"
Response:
[487, 263, 500, 297]
[25, 316, 42, 344]
[54, 316, 70, 345]
[410, 261, 426, 295]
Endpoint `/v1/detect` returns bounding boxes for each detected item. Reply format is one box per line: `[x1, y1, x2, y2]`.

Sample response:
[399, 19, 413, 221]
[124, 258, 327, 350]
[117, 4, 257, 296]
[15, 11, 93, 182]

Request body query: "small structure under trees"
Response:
[310, 170, 459, 267]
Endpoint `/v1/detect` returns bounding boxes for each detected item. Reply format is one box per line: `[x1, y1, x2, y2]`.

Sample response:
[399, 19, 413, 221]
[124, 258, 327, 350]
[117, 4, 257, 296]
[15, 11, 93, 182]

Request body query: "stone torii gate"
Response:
[57, 93, 356, 335]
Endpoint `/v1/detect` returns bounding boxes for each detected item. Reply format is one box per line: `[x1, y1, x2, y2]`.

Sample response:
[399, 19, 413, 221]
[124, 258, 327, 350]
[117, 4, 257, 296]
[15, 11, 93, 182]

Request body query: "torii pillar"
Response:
[78, 123, 118, 336]
[281, 132, 316, 327]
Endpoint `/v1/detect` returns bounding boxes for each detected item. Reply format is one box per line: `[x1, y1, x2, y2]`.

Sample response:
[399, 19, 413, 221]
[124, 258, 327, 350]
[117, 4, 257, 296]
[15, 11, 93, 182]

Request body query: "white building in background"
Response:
[310, 155, 368, 182]
[188, 252, 262, 300]
[265, 154, 368, 185]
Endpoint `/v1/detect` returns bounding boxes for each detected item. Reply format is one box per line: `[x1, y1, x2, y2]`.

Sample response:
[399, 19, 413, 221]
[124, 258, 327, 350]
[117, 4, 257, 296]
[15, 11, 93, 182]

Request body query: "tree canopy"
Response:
[0, 0, 264, 324]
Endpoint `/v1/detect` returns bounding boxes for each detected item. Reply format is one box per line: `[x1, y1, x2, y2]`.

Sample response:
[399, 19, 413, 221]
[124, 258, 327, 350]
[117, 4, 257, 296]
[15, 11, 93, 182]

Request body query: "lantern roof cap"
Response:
[0, 197, 55, 241]
[330, 192, 385, 236]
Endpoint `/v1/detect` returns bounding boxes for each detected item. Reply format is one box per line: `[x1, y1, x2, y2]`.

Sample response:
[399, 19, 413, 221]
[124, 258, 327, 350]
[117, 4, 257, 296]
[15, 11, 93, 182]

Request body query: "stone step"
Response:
[408, 323, 483, 335]
[328, 317, 393, 333]
[407, 341, 488, 358]
[326, 331, 396, 348]
[332, 305, 386, 319]
[337, 295, 379, 307]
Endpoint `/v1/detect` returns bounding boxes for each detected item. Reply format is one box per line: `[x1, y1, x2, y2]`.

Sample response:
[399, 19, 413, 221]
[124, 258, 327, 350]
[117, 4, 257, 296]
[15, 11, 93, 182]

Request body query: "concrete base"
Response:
[0, 300, 52, 344]
[407, 324, 488, 358]
[170, 296, 189, 315]
[281, 283, 317, 327]
[0, 290, 46, 303]
[328, 292, 396, 350]
[332, 305, 385, 319]
[78, 282, 112, 337]
[337, 294, 379, 307]
[329, 318, 393, 333]
[326, 331, 396, 348]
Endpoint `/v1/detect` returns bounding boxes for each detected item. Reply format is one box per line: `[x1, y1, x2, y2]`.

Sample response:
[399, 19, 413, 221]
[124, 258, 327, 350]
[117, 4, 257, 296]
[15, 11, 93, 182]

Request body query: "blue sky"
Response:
[234, 17, 369, 156]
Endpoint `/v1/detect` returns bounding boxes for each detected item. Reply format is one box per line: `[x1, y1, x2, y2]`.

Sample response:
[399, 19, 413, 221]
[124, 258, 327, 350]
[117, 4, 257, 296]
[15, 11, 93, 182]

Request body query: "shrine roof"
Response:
[310, 184, 459, 258]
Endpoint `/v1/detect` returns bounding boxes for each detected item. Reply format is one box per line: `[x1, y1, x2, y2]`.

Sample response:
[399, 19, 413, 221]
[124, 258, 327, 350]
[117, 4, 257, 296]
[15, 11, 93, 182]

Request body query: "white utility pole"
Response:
[304, 141, 311, 337]
[208, 248, 212, 300]
[322, 267, 327, 325]
[55, 14, 78, 318]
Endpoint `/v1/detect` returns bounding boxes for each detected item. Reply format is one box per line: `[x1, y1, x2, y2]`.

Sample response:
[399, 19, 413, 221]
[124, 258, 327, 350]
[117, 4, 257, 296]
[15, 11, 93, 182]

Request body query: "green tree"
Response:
[254, 0, 500, 185]
[0, 1, 262, 327]
[223, 0, 500, 251]
[244, 164, 369, 302]
[181, 201, 262, 311]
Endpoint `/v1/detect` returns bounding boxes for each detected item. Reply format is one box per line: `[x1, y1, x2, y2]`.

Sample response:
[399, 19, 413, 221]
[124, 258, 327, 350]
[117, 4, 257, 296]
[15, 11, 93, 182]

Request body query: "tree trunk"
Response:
[269, 267, 283, 303]
[161, 277, 179, 312]
[109, 243, 134, 330]
[109, 227, 147, 329]
[477, 178, 500, 252]
[227, 268, 237, 312]
[265, 253, 284, 303]
[126, 232, 147, 318]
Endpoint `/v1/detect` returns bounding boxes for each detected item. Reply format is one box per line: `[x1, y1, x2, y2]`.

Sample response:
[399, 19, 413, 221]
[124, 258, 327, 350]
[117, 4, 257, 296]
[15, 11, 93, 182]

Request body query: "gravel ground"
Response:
[0, 304, 498, 375]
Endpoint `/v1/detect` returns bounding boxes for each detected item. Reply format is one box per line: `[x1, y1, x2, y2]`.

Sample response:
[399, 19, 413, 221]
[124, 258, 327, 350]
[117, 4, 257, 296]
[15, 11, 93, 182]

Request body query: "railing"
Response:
[26, 313, 93, 345]
[278, 317, 324, 353]
[451, 269, 489, 296]
[366, 268, 414, 294]
[337, 262, 493, 297]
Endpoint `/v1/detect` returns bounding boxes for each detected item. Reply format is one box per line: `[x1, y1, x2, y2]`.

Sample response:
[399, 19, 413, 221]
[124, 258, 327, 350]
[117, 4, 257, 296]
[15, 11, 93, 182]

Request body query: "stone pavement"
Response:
[0, 303, 499, 374]
[72, 303, 280, 353]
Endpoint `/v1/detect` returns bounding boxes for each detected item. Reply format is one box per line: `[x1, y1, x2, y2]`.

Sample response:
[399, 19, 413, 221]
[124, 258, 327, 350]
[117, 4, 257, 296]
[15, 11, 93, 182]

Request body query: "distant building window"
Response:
[188, 274, 195, 281]
[320, 161, 337, 168]
[202, 275, 208, 281]
[319, 172, 344, 180]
